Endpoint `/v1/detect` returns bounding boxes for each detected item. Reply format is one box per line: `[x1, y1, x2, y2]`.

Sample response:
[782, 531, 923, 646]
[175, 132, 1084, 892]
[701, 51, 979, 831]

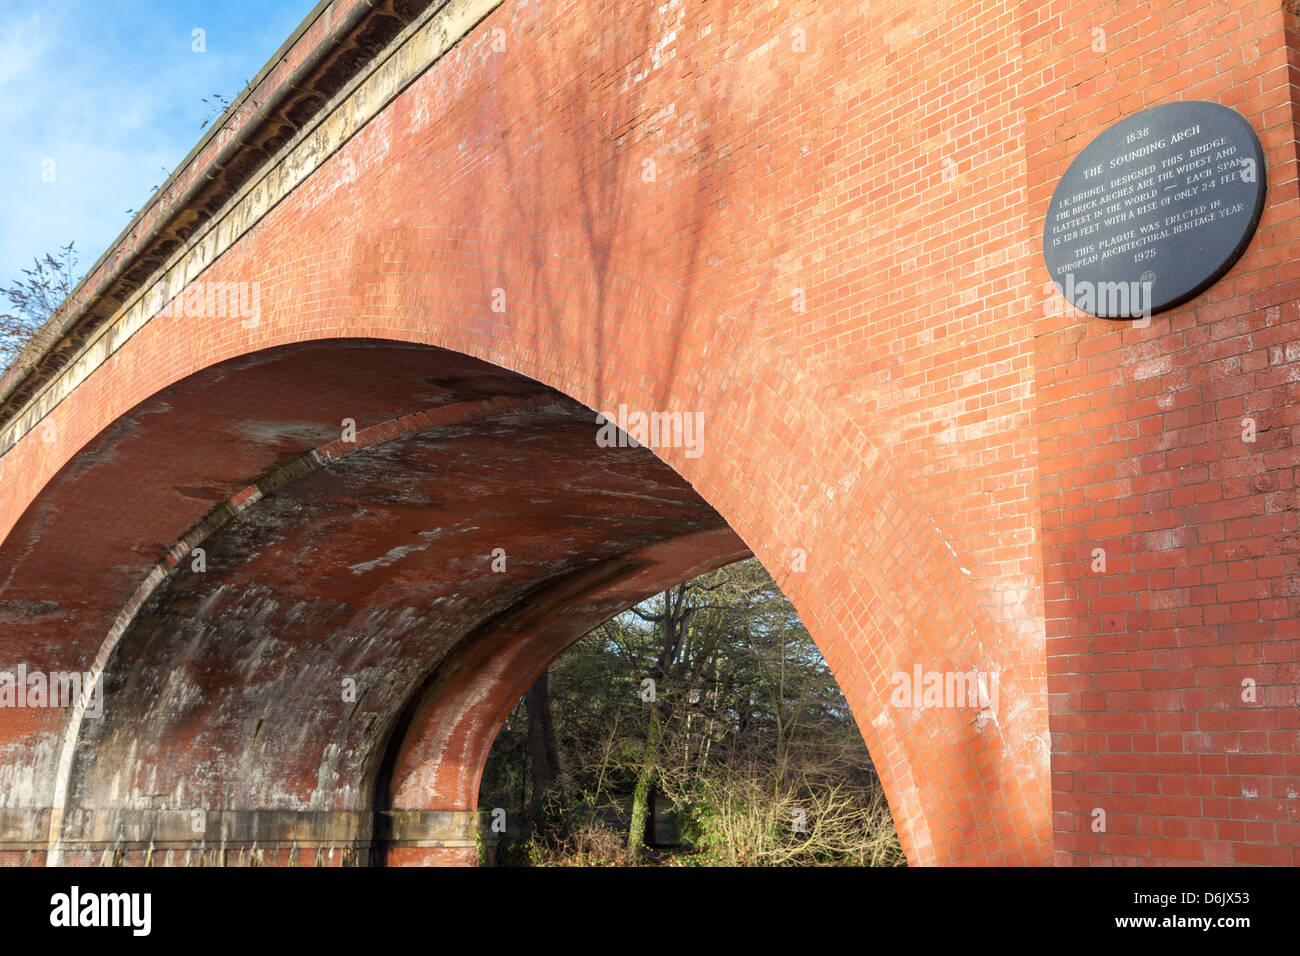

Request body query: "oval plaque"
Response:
[1043, 101, 1266, 319]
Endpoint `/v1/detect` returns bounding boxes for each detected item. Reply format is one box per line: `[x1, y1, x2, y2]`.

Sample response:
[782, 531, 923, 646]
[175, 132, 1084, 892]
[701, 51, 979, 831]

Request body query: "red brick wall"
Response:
[2, 0, 1294, 866]
[1028, 0, 1300, 865]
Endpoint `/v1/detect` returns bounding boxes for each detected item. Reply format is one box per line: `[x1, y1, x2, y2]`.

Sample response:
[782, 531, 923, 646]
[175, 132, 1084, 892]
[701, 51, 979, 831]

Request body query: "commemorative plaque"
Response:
[1043, 101, 1266, 319]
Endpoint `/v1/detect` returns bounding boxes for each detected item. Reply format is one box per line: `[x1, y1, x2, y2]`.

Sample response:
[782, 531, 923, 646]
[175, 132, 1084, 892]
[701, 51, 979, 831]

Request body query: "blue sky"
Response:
[0, 0, 318, 290]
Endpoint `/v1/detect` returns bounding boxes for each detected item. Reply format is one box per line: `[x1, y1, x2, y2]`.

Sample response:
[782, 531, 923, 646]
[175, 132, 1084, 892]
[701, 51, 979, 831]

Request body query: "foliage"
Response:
[0, 242, 78, 372]
[670, 753, 904, 867]
[200, 91, 234, 130]
[479, 558, 903, 866]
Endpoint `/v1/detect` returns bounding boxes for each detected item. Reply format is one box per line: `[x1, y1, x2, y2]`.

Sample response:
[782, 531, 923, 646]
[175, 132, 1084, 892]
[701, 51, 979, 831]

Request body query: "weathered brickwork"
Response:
[1029, 1, 1300, 866]
[0, 0, 1294, 866]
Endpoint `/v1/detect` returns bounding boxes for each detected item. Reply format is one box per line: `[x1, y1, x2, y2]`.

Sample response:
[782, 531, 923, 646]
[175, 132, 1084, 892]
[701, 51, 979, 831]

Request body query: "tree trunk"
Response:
[628, 584, 689, 862]
[525, 671, 560, 824]
[626, 719, 659, 864]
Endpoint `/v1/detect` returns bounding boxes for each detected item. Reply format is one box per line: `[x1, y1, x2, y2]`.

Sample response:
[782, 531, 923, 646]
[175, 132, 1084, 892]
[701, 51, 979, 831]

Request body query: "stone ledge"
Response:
[1, 808, 488, 850]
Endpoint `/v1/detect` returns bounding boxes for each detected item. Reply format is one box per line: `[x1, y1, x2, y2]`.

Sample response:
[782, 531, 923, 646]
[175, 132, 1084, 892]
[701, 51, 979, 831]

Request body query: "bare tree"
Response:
[0, 242, 78, 371]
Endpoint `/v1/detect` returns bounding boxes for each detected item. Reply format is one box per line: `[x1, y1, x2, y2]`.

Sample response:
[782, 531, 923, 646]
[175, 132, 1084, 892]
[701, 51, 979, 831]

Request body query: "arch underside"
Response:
[0, 340, 752, 864]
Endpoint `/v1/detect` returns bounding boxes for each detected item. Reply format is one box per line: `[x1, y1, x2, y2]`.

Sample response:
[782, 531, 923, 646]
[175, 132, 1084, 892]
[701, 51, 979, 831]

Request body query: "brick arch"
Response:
[0, 0, 1292, 869]
[377, 527, 753, 866]
[0, 226, 1049, 864]
[0, 0, 1055, 865]
[29, 347, 755, 865]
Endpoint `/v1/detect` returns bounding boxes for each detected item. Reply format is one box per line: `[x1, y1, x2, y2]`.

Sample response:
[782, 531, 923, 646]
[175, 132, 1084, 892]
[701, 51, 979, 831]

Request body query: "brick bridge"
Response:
[0, 0, 1296, 867]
